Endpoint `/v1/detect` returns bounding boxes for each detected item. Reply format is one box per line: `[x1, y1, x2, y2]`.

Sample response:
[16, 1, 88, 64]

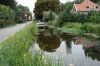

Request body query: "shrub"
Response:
[63, 22, 82, 28]
[94, 24, 100, 35]
[0, 21, 15, 28]
[0, 4, 15, 19]
[81, 23, 94, 33]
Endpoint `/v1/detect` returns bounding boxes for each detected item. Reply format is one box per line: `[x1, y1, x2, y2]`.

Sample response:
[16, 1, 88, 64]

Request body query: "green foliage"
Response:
[0, 22, 37, 66]
[63, 22, 82, 28]
[42, 11, 58, 22]
[46, 21, 55, 27]
[64, 2, 74, 13]
[58, 10, 100, 27]
[0, 0, 17, 11]
[33, 0, 60, 20]
[0, 4, 15, 19]
[74, 0, 84, 4]
[0, 22, 65, 66]
[58, 12, 86, 27]
[58, 23, 85, 34]
[88, 11, 100, 24]
[0, 21, 15, 28]
[15, 4, 31, 23]
[94, 24, 100, 35]
[97, 1, 100, 5]
[59, 3, 65, 12]
[81, 23, 94, 33]
[90, 0, 99, 3]
[49, 11, 53, 21]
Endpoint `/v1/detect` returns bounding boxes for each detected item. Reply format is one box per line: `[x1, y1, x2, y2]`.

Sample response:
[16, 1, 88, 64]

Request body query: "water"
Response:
[30, 29, 100, 66]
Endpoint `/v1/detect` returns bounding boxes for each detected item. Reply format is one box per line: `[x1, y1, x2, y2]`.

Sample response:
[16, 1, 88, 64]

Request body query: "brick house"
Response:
[71, 0, 100, 15]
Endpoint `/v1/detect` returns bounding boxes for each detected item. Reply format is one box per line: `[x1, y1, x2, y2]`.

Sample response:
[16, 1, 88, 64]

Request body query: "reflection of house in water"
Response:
[74, 37, 100, 61]
[75, 39, 95, 49]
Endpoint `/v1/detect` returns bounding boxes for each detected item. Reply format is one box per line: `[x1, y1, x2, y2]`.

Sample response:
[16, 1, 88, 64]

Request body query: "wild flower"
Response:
[42, 55, 45, 59]
[60, 49, 64, 52]
[69, 64, 74, 66]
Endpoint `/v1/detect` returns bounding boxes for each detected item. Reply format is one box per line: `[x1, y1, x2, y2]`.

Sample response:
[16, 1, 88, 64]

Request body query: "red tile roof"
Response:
[74, 0, 100, 11]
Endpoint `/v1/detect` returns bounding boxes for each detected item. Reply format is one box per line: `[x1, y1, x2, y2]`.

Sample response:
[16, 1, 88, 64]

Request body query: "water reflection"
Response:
[74, 36, 100, 62]
[35, 33, 100, 65]
[60, 34, 75, 54]
[37, 34, 60, 52]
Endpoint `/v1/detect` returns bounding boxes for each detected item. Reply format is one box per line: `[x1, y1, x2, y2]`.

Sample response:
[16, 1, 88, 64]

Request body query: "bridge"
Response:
[36, 22, 46, 32]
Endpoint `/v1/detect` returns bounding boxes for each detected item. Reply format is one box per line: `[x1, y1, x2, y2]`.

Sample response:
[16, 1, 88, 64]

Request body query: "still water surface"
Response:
[30, 30, 100, 66]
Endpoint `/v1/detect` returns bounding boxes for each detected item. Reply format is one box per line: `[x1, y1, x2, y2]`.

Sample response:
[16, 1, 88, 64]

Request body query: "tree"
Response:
[59, 3, 65, 12]
[64, 2, 74, 13]
[49, 11, 53, 21]
[88, 11, 100, 24]
[15, 4, 31, 23]
[42, 11, 57, 22]
[33, 0, 60, 20]
[0, 4, 15, 19]
[74, 0, 84, 4]
[90, 0, 99, 3]
[0, 0, 17, 11]
[97, 1, 100, 5]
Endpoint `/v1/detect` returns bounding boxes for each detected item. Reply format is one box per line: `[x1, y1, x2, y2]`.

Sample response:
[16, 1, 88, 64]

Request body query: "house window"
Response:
[95, 6, 98, 9]
[86, 6, 89, 9]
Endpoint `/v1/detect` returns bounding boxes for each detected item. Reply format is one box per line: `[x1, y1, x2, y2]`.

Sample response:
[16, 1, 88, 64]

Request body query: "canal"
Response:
[30, 29, 100, 66]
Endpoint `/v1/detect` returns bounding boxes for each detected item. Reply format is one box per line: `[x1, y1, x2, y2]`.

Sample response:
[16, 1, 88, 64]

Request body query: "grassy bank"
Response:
[0, 22, 38, 66]
[0, 22, 65, 66]
[58, 23, 100, 37]
[58, 23, 85, 34]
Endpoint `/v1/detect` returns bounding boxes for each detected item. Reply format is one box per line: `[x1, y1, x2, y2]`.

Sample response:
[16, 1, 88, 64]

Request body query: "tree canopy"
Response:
[0, 0, 17, 11]
[90, 0, 99, 3]
[0, 4, 15, 19]
[16, 4, 30, 15]
[33, 0, 60, 20]
[15, 4, 32, 23]
[73, 0, 99, 4]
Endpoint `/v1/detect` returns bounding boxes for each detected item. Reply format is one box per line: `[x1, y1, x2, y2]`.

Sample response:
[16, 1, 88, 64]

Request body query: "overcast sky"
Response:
[16, 0, 73, 13]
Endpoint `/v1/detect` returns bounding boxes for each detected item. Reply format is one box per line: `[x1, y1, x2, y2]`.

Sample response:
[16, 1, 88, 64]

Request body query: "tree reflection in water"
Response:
[74, 36, 100, 62]
[37, 34, 60, 52]
[60, 34, 75, 54]
[36, 32, 100, 62]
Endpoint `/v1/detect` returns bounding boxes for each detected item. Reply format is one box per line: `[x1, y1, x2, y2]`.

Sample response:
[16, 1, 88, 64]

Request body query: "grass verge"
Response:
[0, 22, 38, 66]
[58, 23, 100, 37]
[58, 23, 85, 34]
[0, 22, 65, 66]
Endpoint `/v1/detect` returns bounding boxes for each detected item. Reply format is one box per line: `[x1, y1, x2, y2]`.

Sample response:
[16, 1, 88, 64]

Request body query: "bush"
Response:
[42, 11, 57, 22]
[81, 23, 94, 33]
[94, 24, 100, 35]
[0, 21, 15, 28]
[0, 4, 15, 19]
[63, 22, 82, 28]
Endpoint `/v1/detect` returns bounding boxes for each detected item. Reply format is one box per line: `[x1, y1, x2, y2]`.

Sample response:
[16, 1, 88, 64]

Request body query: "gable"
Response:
[74, 0, 100, 11]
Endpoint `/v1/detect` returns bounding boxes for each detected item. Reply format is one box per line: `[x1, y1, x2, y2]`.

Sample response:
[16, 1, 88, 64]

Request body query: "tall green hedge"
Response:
[0, 4, 15, 28]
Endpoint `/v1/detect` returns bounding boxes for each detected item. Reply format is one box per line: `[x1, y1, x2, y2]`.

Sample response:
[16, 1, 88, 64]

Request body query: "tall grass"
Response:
[0, 22, 65, 66]
[81, 23, 94, 33]
[63, 22, 82, 28]
[0, 22, 38, 66]
[58, 23, 85, 34]
[94, 24, 100, 35]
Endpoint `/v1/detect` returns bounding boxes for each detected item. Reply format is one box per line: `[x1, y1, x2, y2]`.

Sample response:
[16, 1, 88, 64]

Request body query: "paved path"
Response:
[0, 21, 32, 42]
